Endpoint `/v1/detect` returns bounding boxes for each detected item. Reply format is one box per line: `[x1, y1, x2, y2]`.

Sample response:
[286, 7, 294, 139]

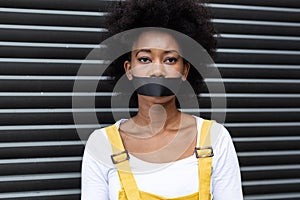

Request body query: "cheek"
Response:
[164, 65, 185, 76]
[130, 64, 151, 76]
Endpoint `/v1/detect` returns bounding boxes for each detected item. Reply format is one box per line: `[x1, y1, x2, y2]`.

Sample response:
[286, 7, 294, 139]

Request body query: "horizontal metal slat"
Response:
[4, 0, 299, 12]
[0, 189, 80, 199]
[202, 112, 300, 123]
[0, 8, 106, 16]
[228, 125, 300, 138]
[0, 157, 82, 176]
[216, 64, 300, 79]
[0, 0, 116, 11]
[217, 35, 300, 50]
[4, 173, 81, 184]
[209, 3, 300, 13]
[0, 8, 106, 27]
[0, 46, 91, 59]
[217, 49, 300, 55]
[0, 42, 107, 59]
[202, 82, 300, 93]
[209, 0, 300, 9]
[226, 122, 300, 127]
[0, 173, 80, 193]
[244, 192, 300, 200]
[0, 128, 85, 142]
[234, 137, 300, 151]
[234, 136, 300, 142]
[0, 124, 104, 131]
[238, 151, 300, 166]
[241, 164, 300, 181]
[243, 178, 300, 195]
[0, 141, 84, 159]
[0, 63, 79, 76]
[0, 26, 105, 43]
[0, 112, 114, 125]
[0, 141, 84, 148]
[200, 93, 300, 98]
[0, 62, 103, 76]
[201, 96, 300, 108]
[241, 149, 300, 155]
[0, 96, 112, 109]
[0, 46, 93, 60]
[210, 4, 300, 23]
[0, 58, 106, 64]
[0, 79, 114, 92]
[216, 63, 300, 69]
[214, 20, 300, 36]
[215, 49, 300, 64]
[0, 24, 105, 32]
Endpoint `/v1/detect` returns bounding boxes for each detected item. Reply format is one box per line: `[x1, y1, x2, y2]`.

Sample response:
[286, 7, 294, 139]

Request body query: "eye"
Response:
[138, 57, 151, 63]
[164, 57, 178, 64]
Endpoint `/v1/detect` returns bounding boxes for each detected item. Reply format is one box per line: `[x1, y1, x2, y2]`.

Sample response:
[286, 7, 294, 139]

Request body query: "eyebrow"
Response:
[135, 49, 181, 57]
[135, 49, 151, 57]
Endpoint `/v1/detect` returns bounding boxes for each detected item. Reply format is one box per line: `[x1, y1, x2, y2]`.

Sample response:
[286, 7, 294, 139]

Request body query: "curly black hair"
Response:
[103, 0, 217, 95]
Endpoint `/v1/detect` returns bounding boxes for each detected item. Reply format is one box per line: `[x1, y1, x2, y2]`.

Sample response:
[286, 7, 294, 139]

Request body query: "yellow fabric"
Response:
[105, 119, 214, 200]
[198, 120, 214, 200]
[106, 125, 141, 200]
[118, 190, 198, 200]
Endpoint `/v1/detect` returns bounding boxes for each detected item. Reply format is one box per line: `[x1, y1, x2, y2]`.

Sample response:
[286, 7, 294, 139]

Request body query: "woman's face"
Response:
[124, 31, 190, 80]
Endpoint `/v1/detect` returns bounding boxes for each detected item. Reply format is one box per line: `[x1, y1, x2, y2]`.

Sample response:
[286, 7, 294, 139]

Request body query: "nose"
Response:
[149, 63, 166, 77]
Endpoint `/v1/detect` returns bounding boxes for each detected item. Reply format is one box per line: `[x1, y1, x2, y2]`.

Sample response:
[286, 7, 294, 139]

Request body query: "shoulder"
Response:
[84, 124, 119, 169]
[193, 116, 233, 148]
[85, 120, 125, 148]
[206, 120, 238, 167]
[85, 126, 109, 151]
[210, 120, 233, 147]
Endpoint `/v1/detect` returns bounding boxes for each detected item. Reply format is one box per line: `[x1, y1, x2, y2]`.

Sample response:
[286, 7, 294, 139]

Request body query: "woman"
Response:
[81, 0, 243, 199]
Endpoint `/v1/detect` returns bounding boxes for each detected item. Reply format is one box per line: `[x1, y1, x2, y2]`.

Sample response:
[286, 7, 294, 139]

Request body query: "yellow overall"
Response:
[105, 120, 214, 200]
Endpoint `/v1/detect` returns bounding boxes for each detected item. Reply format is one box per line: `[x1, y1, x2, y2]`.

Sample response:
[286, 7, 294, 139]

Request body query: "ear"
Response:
[124, 60, 133, 80]
[181, 62, 190, 81]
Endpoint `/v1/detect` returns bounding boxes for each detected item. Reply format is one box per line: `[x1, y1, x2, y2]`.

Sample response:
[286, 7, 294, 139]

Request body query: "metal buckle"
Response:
[111, 150, 130, 164]
[194, 146, 214, 158]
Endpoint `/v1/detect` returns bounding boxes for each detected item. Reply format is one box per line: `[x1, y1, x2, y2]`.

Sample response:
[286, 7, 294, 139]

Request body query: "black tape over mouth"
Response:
[131, 76, 183, 97]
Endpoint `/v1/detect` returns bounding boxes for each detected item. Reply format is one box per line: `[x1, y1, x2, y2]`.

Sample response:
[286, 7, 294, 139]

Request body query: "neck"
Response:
[132, 94, 181, 135]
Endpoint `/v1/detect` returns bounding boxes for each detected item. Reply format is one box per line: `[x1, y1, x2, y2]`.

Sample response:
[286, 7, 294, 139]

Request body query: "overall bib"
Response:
[105, 120, 214, 200]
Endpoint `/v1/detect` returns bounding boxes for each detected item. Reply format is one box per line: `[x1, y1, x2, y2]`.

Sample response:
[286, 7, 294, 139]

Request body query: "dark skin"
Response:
[119, 31, 197, 163]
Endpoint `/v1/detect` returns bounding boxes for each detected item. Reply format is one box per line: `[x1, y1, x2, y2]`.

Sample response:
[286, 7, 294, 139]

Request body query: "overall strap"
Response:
[196, 120, 214, 200]
[105, 125, 141, 200]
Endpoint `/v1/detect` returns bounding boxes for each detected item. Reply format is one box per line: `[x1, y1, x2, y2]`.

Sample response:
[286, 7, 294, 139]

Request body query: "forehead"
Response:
[132, 31, 181, 52]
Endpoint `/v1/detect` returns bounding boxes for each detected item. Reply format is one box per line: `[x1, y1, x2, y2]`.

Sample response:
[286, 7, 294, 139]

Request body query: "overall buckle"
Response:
[111, 150, 130, 164]
[194, 146, 214, 158]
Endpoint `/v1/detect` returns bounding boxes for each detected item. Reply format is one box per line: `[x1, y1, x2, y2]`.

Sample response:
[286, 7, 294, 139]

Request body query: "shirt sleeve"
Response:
[211, 125, 244, 200]
[81, 149, 110, 200]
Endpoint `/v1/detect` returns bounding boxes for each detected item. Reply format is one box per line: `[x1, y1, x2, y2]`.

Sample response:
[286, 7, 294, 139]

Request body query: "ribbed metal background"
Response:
[0, 0, 299, 199]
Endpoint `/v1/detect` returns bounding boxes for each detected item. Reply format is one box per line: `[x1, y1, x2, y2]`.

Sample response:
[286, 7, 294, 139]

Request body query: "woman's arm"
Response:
[81, 149, 110, 200]
[211, 125, 244, 200]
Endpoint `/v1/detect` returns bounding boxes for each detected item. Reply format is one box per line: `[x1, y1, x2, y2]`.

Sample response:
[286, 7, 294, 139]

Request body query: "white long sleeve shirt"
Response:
[81, 116, 244, 200]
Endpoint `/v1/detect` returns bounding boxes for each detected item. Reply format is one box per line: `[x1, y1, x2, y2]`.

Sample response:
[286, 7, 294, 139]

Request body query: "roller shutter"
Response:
[0, 0, 299, 199]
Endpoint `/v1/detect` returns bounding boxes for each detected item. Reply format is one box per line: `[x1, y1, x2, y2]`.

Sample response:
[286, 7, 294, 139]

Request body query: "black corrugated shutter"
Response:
[0, 0, 299, 199]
